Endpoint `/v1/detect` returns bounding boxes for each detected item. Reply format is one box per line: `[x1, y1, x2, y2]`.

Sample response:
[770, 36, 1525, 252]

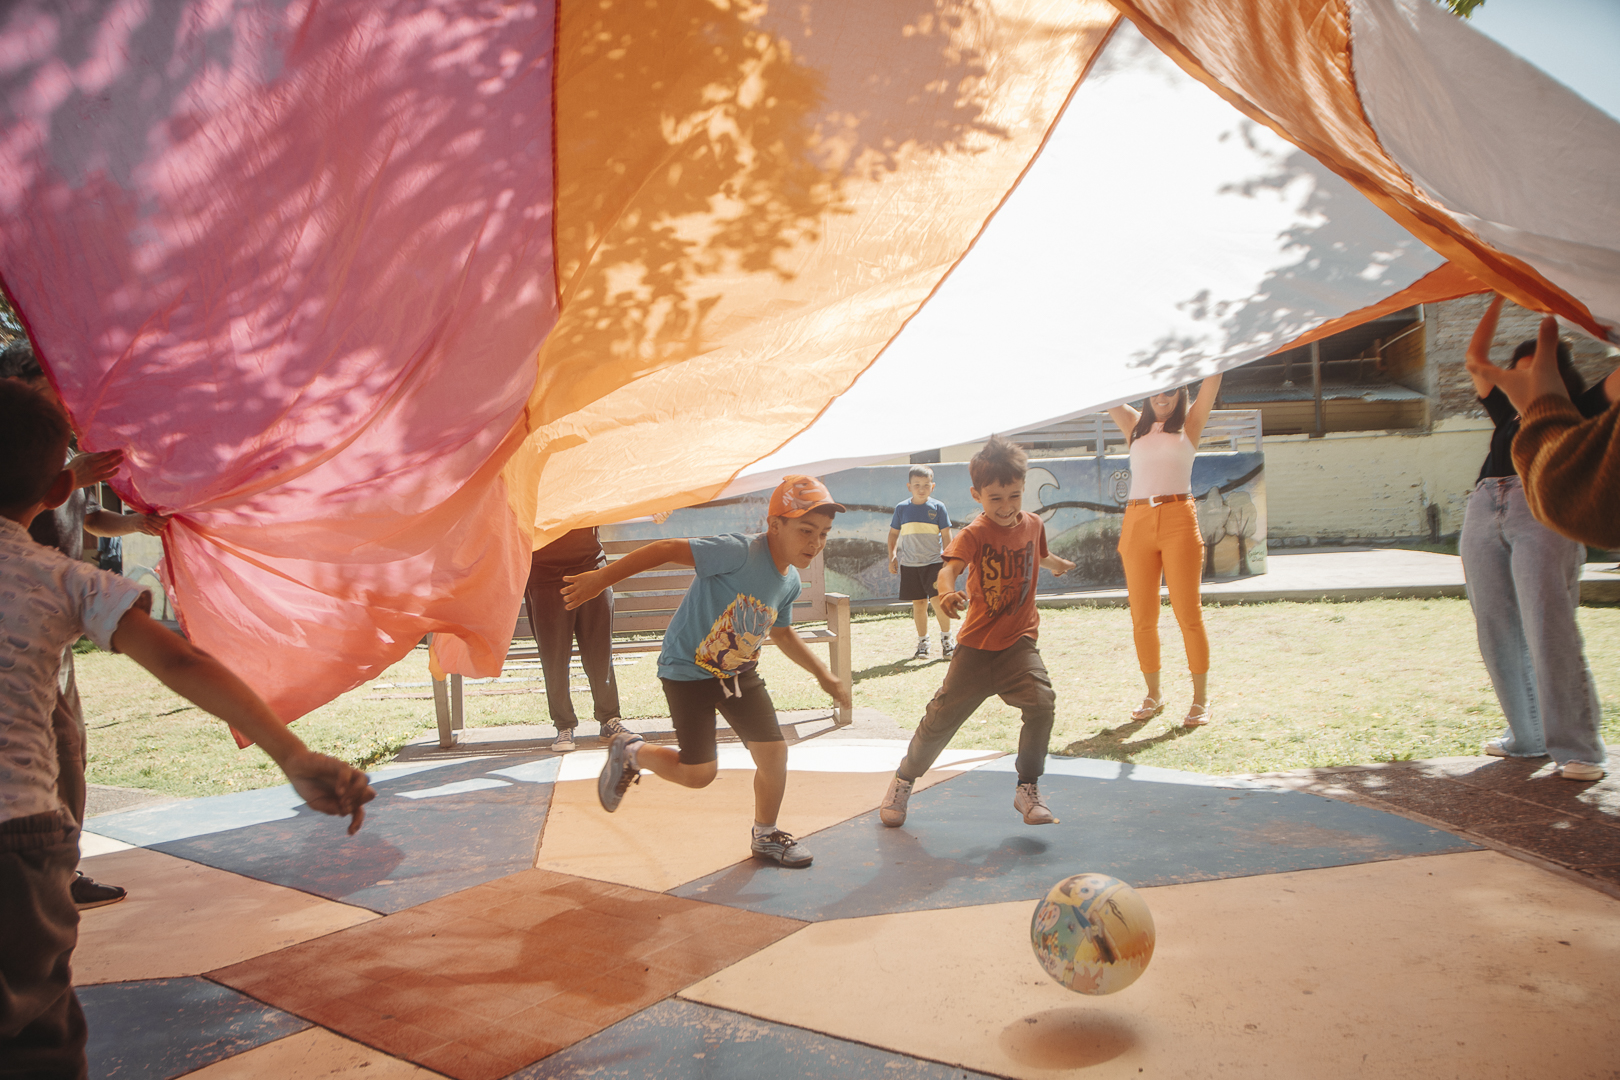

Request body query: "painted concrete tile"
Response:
[510, 998, 999, 1079]
[210, 869, 804, 1080]
[682, 851, 1620, 1080]
[80, 830, 133, 858]
[80, 977, 310, 1079]
[673, 766, 1477, 920]
[91, 755, 560, 913]
[537, 765, 961, 893]
[75, 847, 377, 984]
[182, 1027, 441, 1078]
[85, 757, 491, 845]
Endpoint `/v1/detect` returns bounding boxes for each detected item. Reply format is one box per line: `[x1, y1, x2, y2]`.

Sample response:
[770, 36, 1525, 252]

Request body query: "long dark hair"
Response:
[1508, 336, 1584, 400]
[1131, 387, 1188, 442]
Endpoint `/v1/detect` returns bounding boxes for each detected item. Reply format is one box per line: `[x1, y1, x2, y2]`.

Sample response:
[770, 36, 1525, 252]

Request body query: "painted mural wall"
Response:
[603, 453, 1267, 602]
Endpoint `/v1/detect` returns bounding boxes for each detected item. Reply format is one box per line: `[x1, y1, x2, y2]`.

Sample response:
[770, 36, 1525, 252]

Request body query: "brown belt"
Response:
[1125, 493, 1193, 507]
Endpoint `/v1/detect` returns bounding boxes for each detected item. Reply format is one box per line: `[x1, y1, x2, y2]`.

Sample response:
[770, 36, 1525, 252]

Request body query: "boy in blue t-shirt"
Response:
[560, 476, 850, 868]
[887, 465, 954, 660]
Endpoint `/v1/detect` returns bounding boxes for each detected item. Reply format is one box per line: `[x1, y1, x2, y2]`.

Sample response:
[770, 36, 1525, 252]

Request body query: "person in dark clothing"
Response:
[525, 528, 632, 752]
[1459, 296, 1613, 782]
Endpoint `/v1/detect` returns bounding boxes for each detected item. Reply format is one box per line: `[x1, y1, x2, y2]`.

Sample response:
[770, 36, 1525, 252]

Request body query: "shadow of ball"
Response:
[1030, 873, 1155, 994]
[998, 1008, 1140, 1070]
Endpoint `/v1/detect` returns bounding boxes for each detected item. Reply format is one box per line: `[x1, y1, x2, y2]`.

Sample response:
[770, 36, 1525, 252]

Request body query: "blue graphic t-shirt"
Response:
[890, 497, 952, 567]
[658, 534, 801, 682]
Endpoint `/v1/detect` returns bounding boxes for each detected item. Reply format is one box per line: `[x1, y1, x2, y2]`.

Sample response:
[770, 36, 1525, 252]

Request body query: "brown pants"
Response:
[0, 811, 86, 1080]
[898, 636, 1055, 785]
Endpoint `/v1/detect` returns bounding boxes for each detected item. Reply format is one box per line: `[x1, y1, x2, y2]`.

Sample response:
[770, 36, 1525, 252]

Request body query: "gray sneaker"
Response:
[597, 733, 643, 812]
[912, 636, 929, 660]
[879, 774, 913, 828]
[751, 829, 813, 868]
[1014, 782, 1057, 825]
[551, 728, 576, 753]
[600, 717, 631, 739]
[940, 634, 954, 659]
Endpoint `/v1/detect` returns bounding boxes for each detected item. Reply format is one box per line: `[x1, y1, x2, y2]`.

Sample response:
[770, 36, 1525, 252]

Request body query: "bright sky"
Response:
[1471, 0, 1620, 119]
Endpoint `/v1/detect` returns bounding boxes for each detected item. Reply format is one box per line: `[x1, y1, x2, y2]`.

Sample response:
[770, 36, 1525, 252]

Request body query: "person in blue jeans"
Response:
[1460, 295, 1616, 782]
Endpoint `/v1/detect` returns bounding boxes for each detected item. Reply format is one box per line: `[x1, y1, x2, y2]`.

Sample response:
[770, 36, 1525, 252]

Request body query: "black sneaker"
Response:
[72, 872, 127, 909]
[597, 733, 643, 812]
[751, 829, 813, 868]
[600, 717, 631, 739]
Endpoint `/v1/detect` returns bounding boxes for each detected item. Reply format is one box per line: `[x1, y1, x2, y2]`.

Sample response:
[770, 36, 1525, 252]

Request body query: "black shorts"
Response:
[659, 669, 784, 765]
[898, 562, 943, 601]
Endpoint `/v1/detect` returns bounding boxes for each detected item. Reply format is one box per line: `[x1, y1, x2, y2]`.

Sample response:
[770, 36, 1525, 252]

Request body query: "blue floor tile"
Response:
[90, 755, 560, 913]
[80, 977, 309, 1079]
[507, 999, 996, 1079]
[673, 767, 1477, 921]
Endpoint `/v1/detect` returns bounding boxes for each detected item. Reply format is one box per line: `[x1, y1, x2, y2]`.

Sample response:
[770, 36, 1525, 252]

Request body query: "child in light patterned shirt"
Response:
[0, 380, 375, 1079]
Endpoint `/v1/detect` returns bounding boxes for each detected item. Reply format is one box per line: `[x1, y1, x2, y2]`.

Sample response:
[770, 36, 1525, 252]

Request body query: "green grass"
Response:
[78, 598, 1620, 799]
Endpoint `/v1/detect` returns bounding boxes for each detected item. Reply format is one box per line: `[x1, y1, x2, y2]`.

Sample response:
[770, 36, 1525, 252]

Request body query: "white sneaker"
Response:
[1014, 782, 1057, 825]
[912, 637, 930, 660]
[940, 634, 954, 659]
[1482, 737, 1510, 758]
[1559, 761, 1605, 782]
[880, 775, 913, 827]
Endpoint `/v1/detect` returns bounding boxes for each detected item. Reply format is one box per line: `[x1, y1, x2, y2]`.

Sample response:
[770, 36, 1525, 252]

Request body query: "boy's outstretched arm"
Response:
[934, 559, 968, 619]
[1040, 552, 1075, 576]
[561, 538, 694, 610]
[768, 625, 851, 710]
[111, 607, 375, 834]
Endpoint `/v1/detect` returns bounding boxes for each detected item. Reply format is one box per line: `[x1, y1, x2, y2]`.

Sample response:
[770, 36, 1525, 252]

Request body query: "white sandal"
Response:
[1182, 702, 1211, 728]
[1131, 696, 1165, 721]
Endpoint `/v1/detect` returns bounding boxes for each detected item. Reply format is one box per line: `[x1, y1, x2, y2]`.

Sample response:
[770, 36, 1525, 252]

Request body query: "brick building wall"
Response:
[1427, 295, 1618, 421]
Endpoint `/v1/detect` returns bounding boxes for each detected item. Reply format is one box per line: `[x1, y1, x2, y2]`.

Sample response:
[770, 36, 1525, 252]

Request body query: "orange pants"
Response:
[1118, 500, 1209, 675]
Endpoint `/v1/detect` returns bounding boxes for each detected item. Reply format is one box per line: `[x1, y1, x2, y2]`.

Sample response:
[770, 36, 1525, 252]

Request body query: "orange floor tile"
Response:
[210, 868, 803, 1080]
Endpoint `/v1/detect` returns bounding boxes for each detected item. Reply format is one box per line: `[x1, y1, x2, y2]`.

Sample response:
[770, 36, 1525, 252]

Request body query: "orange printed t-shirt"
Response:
[945, 510, 1049, 651]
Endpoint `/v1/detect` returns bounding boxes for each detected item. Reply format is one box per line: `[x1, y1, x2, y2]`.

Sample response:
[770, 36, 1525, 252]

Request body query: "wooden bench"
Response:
[429, 539, 852, 748]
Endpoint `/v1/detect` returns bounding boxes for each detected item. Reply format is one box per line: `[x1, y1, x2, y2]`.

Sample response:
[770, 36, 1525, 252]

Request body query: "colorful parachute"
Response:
[2, 0, 1615, 722]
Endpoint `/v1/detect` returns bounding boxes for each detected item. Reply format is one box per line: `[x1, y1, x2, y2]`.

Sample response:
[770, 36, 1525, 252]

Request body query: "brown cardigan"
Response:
[1511, 394, 1620, 548]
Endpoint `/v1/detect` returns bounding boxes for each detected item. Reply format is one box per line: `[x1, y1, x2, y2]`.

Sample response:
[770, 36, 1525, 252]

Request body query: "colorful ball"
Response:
[1030, 873, 1155, 995]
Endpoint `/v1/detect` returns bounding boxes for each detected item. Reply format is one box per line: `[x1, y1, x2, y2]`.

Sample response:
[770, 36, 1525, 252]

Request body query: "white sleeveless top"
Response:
[1127, 423, 1196, 500]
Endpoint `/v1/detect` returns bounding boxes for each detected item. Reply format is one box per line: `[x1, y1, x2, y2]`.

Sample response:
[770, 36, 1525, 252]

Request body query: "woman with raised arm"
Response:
[1459, 295, 1612, 782]
[1108, 373, 1223, 728]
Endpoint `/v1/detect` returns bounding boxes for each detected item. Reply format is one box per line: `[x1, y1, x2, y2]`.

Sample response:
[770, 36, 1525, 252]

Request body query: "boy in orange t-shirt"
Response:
[879, 435, 1074, 828]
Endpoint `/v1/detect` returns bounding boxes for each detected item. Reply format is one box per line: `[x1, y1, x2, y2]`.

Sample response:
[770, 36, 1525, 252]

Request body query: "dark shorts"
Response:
[660, 669, 784, 765]
[898, 562, 943, 601]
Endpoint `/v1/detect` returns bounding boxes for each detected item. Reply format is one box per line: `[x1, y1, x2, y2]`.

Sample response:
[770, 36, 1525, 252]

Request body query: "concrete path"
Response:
[1041, 546, 1620, 606]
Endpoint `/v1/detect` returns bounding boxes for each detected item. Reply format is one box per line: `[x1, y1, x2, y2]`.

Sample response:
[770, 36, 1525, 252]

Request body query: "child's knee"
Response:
[674, 760, 719, 788]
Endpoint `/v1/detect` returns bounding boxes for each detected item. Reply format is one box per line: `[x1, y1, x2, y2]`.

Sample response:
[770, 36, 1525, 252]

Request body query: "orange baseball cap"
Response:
[768, 475, 846, 518]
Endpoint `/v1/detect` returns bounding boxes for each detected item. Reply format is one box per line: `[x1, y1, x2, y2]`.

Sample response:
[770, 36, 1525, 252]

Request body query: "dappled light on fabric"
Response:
[1110, 0, 1619, 341]
[0, 1, 559, 724]
[503, 0, 1119, 544]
